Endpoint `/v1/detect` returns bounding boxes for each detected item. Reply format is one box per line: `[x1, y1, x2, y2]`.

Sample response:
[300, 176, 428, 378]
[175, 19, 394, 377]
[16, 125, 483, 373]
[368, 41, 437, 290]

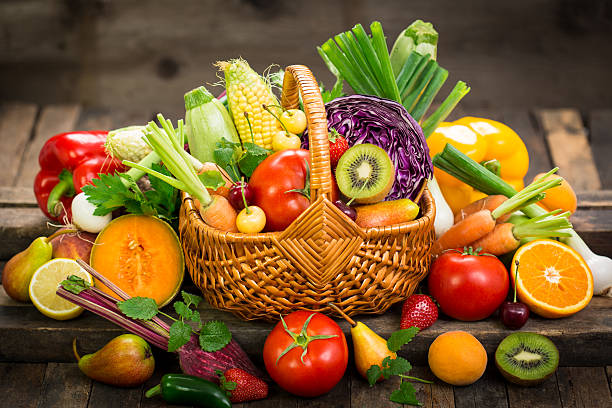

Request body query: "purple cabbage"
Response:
[304, 95, 433, 201]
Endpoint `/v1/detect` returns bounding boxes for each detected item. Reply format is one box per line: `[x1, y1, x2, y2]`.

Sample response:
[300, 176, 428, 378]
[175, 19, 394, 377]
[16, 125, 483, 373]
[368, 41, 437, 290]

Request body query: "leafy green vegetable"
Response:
[213, 139, 271, 181]
[82, 163, 180, 222]
[60, 275, 91, 295]
[118, 297, 159, 320]
[390, 381, 420, 405]
[390, 20, 439, 75]
[115, 292, 231, 353]
[199, 321, 232, 352]
[387, 327, 419, 352]
[366, 327, 430, 406]
[168, 320, 192, 352]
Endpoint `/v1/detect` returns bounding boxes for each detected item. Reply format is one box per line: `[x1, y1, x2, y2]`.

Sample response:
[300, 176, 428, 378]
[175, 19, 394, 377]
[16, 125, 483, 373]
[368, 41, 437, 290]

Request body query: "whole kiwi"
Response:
[495, 332, 559, 386]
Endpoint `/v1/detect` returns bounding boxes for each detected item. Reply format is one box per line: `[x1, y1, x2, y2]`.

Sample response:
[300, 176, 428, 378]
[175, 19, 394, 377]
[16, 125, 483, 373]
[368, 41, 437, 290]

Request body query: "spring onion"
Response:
[434, 144, 612, 296]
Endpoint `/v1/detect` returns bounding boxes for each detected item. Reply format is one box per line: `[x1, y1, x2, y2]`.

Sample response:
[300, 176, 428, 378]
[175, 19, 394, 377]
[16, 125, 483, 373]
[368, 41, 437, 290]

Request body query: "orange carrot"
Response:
[454, 195, 510, 224]
[470, 223, 518, 256]
[198, 194, 238, 232]
[198, 162, 233, 199]
[433, 209, 496, 255]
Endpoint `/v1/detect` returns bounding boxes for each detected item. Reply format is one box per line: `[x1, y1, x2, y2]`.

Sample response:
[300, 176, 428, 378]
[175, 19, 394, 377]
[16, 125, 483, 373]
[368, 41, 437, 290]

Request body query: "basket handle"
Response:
[280, 65, 332, 201]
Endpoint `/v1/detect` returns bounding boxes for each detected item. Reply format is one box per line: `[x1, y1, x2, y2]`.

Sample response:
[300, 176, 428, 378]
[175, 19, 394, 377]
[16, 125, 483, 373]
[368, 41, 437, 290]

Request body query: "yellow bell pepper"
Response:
[427, 117, 529, 214]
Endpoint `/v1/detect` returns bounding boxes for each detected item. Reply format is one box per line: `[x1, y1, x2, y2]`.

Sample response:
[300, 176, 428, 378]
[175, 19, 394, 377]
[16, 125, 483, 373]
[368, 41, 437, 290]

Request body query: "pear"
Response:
[2, 229, 77, 302]
[2, 237, 53, 302]
[329, 303, 396, 381]
[351, 321, 397, 380]
[74, 334, 155, 387]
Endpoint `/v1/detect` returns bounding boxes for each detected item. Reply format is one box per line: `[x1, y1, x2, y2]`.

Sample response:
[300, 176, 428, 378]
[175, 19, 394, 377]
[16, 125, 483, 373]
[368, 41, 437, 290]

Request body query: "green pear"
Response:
[2, 237, 53, 302]
[75, 334, 155, 387]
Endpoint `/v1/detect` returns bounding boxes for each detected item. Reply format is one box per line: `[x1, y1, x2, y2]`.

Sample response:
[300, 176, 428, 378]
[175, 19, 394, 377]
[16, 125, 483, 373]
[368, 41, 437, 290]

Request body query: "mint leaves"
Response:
[118, 297, 159, 320]
[117, 291, 231, 353]
[366, 326, 429, 406]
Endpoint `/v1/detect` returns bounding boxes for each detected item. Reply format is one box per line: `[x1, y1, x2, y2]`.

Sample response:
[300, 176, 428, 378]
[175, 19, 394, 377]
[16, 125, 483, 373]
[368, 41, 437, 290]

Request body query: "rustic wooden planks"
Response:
[0, 103, 38, 186]
[589, 109, 612, 190]
[38, 362, 91, 407]
[536, 109, 602, 191]
[506, 374, 562, 408]
[15, 104, 81, 188]
[557, 367, 612, 408]
[0, 362, 46, 408]
[0, 186, 37, 207]
[453, 367, 508, 408]
[88, 382, 143, 408]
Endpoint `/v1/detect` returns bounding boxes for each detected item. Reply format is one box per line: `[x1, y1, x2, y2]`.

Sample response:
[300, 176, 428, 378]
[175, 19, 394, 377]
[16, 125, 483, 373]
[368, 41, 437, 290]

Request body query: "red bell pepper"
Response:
[33, 131, 125, 221]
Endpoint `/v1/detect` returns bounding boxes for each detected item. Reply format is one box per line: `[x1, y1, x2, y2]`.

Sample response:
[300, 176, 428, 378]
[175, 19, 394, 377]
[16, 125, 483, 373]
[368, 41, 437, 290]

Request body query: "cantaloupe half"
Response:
[90, 215, 184, 307]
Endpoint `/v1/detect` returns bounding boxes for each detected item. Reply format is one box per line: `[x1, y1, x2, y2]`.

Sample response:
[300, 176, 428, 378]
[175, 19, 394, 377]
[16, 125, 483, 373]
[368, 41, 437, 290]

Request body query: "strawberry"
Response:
[328, 129, 349, 168]
[400, 294, 438, 330]
[219, 368, 268, 403]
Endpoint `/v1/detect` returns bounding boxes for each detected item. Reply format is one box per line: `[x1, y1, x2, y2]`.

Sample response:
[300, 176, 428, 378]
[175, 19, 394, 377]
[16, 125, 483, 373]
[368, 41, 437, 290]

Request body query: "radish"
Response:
[72, 192, 111, 233]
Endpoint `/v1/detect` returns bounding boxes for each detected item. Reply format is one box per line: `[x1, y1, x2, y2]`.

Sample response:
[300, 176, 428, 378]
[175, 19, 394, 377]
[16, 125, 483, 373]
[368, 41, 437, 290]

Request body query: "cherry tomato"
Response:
[263, 311, 348, 397]
[428, 248, 509, 321]
[249, 149, 311, 231]
[278, 109, 307, 134]
[236, 205, 266, 233]
[272, 131, 301, 152]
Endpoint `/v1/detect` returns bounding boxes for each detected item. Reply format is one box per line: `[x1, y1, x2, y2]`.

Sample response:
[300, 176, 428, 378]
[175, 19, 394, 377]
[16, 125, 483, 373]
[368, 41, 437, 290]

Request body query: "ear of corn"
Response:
[217, 59, 279, 150]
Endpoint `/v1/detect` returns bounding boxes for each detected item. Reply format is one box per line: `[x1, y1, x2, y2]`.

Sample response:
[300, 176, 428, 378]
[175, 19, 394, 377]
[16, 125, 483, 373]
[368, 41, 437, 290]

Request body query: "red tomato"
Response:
[428, 249, 509, 321]
[263, 311, 348, 397]
[249, 149, 311, 231]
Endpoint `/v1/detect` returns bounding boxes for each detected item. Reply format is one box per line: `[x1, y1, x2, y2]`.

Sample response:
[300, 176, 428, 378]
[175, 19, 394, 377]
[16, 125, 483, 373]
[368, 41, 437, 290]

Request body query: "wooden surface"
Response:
[0, 103, 611, 406]
[1, 1, 612, 119]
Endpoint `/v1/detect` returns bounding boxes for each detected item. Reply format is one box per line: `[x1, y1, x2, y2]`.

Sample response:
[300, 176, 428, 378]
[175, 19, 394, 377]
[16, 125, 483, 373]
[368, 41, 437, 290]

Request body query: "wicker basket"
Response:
[179, 65, 436, 321]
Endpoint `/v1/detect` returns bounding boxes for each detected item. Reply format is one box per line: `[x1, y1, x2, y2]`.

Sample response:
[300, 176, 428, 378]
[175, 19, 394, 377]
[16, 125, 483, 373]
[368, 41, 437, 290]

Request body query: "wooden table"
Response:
[1, 102, 611, 407]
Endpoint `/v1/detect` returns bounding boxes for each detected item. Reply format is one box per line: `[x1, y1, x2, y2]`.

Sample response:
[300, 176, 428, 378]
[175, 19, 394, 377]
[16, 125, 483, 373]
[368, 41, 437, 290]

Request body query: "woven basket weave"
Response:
[179, 65, 435, 321]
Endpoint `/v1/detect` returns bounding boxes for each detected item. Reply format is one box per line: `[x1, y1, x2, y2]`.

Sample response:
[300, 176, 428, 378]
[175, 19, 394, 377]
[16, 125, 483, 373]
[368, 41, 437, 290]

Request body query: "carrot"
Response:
[197, 194, 238, 232]
[198, 162, 233, 199]
[454, 195, 510, 224]
[432, 209, 496, 255]
[470, 223, 518, 256]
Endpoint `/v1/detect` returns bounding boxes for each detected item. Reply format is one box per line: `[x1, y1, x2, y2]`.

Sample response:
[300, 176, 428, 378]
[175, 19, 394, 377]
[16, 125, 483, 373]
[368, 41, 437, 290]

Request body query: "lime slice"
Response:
[28, 258, 93, 320]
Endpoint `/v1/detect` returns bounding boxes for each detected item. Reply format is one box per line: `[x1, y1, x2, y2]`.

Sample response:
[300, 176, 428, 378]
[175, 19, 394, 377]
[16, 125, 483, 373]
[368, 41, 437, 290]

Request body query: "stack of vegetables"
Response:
[3, 16, 612, 408]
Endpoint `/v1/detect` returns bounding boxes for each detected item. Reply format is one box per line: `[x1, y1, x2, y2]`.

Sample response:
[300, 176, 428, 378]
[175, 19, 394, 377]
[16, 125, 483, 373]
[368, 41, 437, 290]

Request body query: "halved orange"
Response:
[511, 239, 593, 318]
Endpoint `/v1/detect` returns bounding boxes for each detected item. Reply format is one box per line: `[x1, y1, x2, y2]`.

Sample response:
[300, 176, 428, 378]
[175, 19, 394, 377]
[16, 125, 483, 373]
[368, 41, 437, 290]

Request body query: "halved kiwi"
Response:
[335, 144, 395, 204]
[495, 332, 559, 386]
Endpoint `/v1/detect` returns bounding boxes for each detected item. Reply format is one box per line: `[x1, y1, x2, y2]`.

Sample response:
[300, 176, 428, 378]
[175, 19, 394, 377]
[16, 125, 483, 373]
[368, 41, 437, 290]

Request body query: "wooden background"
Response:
[1, 0, 612, 122]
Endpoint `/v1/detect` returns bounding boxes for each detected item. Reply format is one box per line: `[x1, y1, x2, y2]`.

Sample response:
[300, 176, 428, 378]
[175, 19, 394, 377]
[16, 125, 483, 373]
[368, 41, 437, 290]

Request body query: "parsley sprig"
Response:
[117, 291, 231, 353]
[82, 163, 180, 222]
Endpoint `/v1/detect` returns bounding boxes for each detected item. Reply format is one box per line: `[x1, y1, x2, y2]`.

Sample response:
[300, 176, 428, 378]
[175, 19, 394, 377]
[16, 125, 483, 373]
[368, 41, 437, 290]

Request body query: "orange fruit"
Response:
[428, 331, 487, 386]
[511, 239, 593, 318]
[532, 173, 577, 214]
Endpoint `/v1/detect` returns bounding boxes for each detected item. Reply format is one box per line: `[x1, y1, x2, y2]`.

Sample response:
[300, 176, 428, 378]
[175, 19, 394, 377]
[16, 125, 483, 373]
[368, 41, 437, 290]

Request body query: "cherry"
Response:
[500, 300, 529, 330]
[228, 181, 254, 211]
[333, 200, 356, 221]
[500, 260, 530, 330]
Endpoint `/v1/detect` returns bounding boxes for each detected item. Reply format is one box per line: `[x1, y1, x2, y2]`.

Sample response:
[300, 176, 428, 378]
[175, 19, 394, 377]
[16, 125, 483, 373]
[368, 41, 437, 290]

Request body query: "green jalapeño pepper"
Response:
[145, 374, 231, 408]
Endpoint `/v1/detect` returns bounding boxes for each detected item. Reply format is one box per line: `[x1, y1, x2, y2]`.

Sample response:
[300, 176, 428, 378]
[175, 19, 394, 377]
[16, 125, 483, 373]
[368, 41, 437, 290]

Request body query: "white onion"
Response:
[71, 192, 111, 233]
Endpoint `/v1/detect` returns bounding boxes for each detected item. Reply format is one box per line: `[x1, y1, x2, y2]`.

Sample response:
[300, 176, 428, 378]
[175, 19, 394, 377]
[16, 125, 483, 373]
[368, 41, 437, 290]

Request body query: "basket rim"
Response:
[181, 185, 435, 240]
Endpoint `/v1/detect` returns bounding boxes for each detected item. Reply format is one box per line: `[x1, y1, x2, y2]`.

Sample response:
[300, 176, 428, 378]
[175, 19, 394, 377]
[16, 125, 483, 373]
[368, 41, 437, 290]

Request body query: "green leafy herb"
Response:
[168, 320, 192, 352]
[173, 301, 192, 320]
[117, 297, 159, 320]
[199, 321, 232, 352]
[213, 139, 271, 181]
[390, 381, 420, 405]
[239, 142, 270, 177]
[382, 356, 412, 378]
[387, 327, 419, 352]
[60, 275, 91, 294]
[366, 327, 430, 406]
[82, 164, 180, 222]
[198, 171, 225, 191]
[182, 291, 203, 308]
